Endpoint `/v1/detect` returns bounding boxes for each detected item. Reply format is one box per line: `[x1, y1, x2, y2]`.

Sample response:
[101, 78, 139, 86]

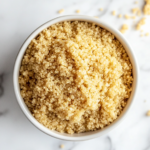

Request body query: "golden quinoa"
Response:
[120, 24, 129, 34]
[143, 0, 150, 15]
[19, 21, 133, 134]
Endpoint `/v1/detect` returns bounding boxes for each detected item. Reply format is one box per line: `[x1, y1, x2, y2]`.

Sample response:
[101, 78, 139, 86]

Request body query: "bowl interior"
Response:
[13, 15, 139, 141]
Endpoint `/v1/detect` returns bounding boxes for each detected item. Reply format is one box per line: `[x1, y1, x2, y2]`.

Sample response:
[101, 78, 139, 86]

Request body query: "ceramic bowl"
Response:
[13, 15, 139, 141]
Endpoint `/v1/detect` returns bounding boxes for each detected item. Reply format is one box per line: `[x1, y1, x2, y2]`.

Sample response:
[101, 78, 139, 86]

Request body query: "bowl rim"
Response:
[13, 15, 139, 141]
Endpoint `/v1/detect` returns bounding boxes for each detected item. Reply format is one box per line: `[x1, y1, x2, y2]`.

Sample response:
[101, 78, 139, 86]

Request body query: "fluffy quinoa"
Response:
[19, 21, 133, 134]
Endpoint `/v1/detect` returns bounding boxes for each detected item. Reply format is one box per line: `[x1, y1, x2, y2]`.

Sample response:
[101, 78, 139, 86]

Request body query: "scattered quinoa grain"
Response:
[132, 7, 141, 16]
[99, 8, 103, 11]
[76, 10, 80, 13]
[120, 24, 129, 33]
[58, 9, 64, 14]
[143, 0, 150, 15]
[136, 17, 146, 30]
[137, 9, 141, 16]
[147, 110, 150, 116]
[112, 10, 116, 16]
[19, 21, 133, 134]
[145, 32, 149, 36]
[118, 14, 122, 18]
[132, 8, 138, 14]
[125, 15, 136, 19]
[140, 34, 143, 37]
[60, 144, 64, 149]
[125, 14, 130, 19]
[135, 1, 138, 4]
[132, 16, 136, 19]
[94, 16, 99, 18]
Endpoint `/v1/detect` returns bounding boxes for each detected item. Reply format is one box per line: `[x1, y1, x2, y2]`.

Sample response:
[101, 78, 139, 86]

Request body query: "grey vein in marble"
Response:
[97, 0, 113, 17]
[107, 136, 113, 150]
[0, 74, 4, 97]
[0, 109, 8, 116]
[140, 66, 150, 72]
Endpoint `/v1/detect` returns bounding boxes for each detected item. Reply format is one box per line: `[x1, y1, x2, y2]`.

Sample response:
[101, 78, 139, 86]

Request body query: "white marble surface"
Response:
[0, 0, 150, 149]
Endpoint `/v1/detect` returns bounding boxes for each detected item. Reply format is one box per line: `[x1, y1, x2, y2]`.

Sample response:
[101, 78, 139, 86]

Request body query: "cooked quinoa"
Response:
[143, 0, 150, 15]
[19, 21, 133, 134]
[136, 17, 146, 30]
[120, 24, 129, 34]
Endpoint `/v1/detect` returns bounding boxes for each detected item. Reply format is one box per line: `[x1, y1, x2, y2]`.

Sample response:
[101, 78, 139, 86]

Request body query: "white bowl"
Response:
[13, 15, 139, 141]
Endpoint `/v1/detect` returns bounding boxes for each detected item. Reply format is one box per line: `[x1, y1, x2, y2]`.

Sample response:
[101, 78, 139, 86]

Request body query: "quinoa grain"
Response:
[143, 0, 150, 15]
[124, 14, 130, 19]
[136, 17, 146, 30]
[58, 9, 64, 14]
[147, 110, 150, 116]
[132, 7, 141, 16]
[120, 24, 129, 33]
[112, 10, 116, 16]
[145, 32, 149, 36]
[60, 144, 64, 149]
[118, 14, 122, 18]
[132, 16, 136, 19]
[76, 10, 80, 13]
[132, 8, 138, 14]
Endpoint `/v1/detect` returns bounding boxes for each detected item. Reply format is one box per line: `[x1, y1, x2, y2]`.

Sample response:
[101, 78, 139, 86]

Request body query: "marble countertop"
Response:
[1, 0, 150, 149]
